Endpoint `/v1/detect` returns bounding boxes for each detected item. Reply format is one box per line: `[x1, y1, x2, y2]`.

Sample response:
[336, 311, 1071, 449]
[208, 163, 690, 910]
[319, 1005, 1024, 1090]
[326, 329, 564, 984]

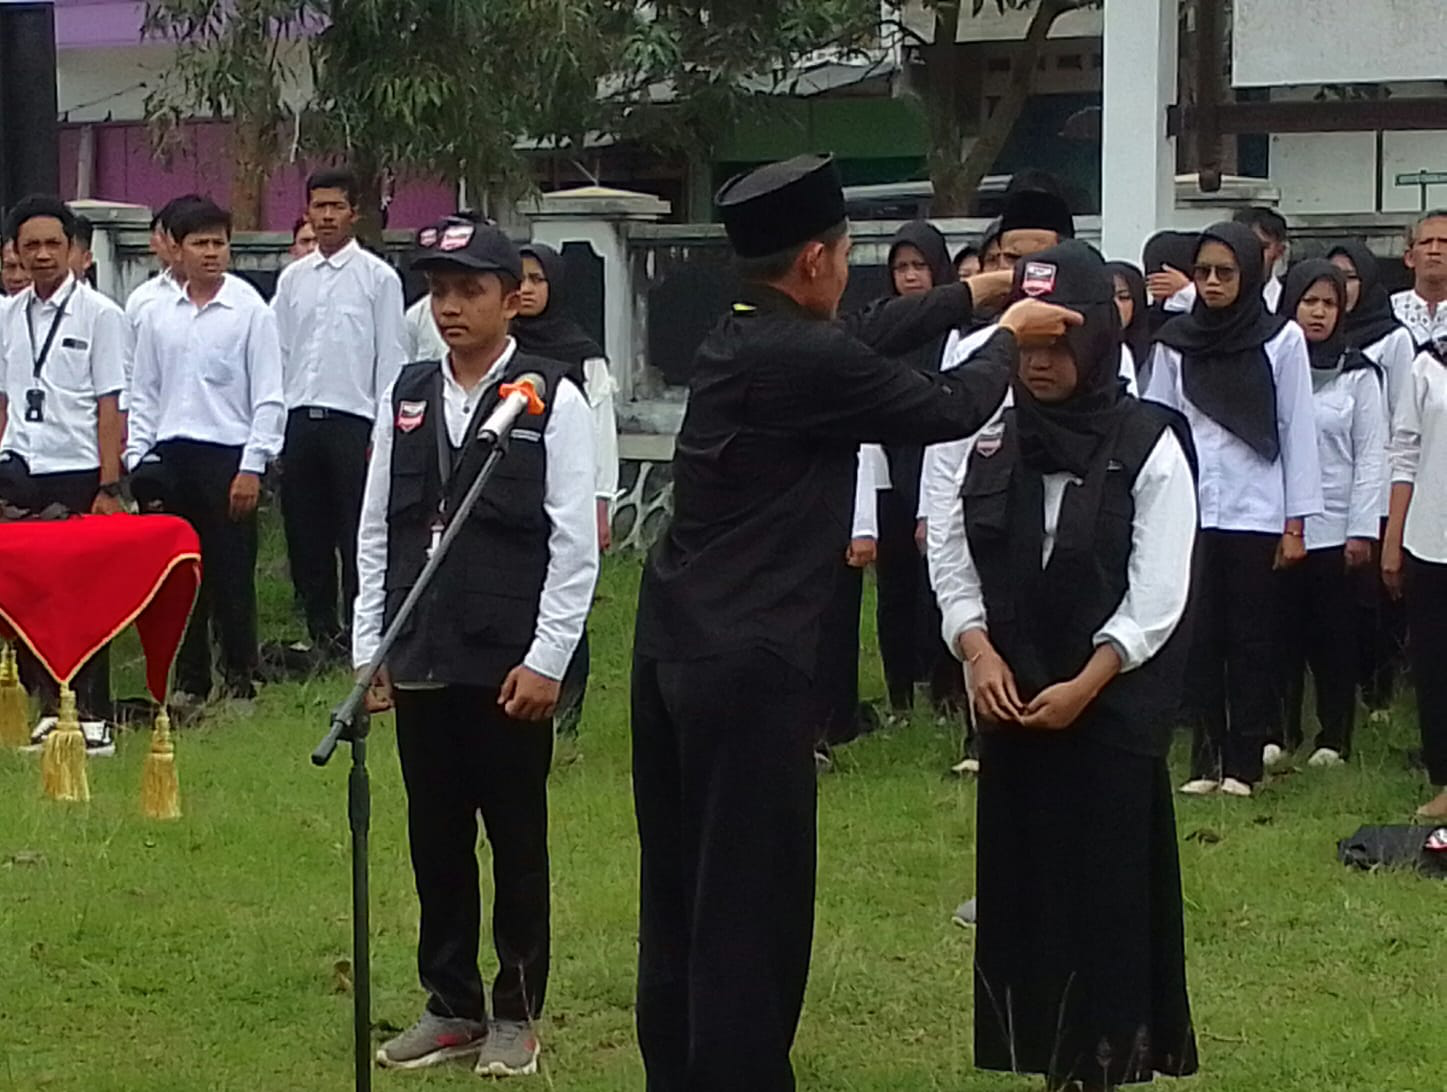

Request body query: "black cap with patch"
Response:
[412, 218, 523, 279]
[716, 154, 847, 259]
[998, 187, 1075, 241]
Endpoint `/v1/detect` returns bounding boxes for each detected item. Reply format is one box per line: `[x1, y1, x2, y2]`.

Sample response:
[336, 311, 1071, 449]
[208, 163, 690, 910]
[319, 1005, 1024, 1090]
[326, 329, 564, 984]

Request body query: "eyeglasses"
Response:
[891, 260, 932, 275]
[1193, 263, 1239, 282]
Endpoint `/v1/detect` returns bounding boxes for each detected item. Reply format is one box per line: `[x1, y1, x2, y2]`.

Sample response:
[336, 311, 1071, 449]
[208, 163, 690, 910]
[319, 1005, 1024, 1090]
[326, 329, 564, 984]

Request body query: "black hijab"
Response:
[512, 243, 604, 367]
[1104, 259, 1150, 371]
[1277, 259, 1376, 380]
[1157, 221, 1289, 461]
[887, 220, 953, 296]
[1010, 240, 1129, 477]
[1142, 230, 1200, 337]
[1326, 239, 1404, 351]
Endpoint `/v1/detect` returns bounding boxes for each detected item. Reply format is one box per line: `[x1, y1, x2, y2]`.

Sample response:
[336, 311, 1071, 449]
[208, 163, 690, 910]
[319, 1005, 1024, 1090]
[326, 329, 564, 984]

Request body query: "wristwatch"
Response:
[97, 481, 124, 499]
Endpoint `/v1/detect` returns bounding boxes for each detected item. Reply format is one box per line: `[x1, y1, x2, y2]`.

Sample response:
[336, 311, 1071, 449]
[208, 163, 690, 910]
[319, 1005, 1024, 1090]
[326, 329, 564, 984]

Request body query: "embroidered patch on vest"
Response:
[396, 400, 427, 433]
[1021, 261, 1057, 297]
[975, 423, 1005, 457]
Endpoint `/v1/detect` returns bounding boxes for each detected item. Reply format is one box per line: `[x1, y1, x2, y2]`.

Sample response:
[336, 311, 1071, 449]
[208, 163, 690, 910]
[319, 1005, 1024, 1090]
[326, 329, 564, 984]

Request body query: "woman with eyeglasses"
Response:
[1143, 222, 1323, 798]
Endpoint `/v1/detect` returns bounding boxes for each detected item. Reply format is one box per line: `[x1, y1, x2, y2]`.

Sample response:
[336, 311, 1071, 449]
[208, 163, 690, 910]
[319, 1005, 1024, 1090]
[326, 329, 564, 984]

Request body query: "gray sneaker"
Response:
[475, 1019, 540, 1077]
[375, 1011, 486, 1070]
[951, 897, 978, 928]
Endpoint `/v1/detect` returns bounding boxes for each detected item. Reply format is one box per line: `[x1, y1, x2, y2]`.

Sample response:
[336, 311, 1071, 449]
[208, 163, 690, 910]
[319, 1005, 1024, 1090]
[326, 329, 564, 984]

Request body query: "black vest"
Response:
[382, 353, 572, 688]
[961, 402, 1194, 757]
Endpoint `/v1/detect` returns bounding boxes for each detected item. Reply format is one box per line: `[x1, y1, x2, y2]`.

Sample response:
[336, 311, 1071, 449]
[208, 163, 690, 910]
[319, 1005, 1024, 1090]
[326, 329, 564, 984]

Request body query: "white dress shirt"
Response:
[1390, 349, 1447, 564]
[928, 425, 1197, 672]
[852, 443, 889, 539]
[126, 273, 286, 475]
[404, 295, 449, 362]
[352, 339, 599, 681]
[0, 275, 128, 474]
[272, 239, 407, 420]
[916, 326, 1138, 522]
[1263, 275, 1283, 312]
[124, 270, 182, 329]
[1392, 290, 1447, 350]
[1305, 367, 1386, 551]
[584, 356, 620, 503]
[1144, 323, 1323, 532]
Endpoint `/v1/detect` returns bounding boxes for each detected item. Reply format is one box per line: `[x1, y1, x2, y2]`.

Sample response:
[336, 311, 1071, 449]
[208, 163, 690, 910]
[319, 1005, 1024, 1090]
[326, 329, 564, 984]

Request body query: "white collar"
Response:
[180, 273, 239, 311]
[442, 338, 517, 395]
[314, 239, 360, 269]
[27, 273, 77, 310]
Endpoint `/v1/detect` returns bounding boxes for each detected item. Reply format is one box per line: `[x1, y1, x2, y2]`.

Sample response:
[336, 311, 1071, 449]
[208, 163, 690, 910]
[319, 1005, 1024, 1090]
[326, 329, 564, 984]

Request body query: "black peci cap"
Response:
[412, 218, 523, 279]
[998, 187, 1075, 241]
[716, 154, 847, 259]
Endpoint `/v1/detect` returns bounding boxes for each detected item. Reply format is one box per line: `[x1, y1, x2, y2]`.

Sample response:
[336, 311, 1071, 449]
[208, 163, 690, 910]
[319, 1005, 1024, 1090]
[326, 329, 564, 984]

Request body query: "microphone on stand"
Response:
[479, 373, 548, 444]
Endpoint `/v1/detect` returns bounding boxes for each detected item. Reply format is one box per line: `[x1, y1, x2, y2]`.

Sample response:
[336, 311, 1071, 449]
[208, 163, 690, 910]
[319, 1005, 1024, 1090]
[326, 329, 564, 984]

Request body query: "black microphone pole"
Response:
[311, 375, 546, 1092]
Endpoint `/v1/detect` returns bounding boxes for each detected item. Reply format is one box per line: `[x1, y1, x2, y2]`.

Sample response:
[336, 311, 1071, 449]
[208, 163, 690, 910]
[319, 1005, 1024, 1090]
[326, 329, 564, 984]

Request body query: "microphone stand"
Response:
[311, 378, 543, 1092]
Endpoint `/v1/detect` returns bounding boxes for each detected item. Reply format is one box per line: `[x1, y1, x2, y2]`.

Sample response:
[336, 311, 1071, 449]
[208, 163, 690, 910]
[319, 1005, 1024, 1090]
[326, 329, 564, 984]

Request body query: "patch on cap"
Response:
[1021, 261, 1057, 298]
[439, 223, 475, 251]
[417, 227, 439, 248]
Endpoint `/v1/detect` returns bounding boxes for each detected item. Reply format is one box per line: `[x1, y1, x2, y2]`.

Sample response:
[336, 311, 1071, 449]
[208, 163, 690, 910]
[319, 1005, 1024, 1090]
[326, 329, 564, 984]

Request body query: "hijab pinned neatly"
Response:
[1104, 259, 1150, 372]
[1008, 240, 1128, 477]
[1157, 221, 1288, 461]
[1276, 258, 1375, 390]
[1326, 239, 1404, 351]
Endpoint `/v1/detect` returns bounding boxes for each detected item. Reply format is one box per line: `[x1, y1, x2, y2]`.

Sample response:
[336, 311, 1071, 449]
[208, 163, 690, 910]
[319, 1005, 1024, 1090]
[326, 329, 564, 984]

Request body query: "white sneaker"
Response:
[1262, 743, 1285, 769]
[1219, 777, 1254, 798]
[1308, 747, 1344, 768]
[951, 897, 978, 927]
[21, 716, 114, 757]
[951, 757, 981, 775]
[1179, 778, 1219, 796]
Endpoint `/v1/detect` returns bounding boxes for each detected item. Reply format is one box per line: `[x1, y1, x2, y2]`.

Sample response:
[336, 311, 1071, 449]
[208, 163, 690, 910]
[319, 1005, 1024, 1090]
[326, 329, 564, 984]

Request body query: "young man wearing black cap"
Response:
[629, 153, 1077, 1091]
[355, 219, 597, 1077]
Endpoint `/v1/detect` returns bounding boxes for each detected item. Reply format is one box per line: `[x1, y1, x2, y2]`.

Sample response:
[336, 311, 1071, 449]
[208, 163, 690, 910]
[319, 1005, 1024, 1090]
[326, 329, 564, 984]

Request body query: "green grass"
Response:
[2, 517, 1446, 1091]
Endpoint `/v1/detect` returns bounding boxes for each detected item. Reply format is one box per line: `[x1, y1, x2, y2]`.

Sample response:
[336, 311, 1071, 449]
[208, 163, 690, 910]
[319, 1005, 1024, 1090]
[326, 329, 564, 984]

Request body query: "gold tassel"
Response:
[140, 706, 181, 820]
[0, 643, 29, 748]
[41, 682, 89, 803]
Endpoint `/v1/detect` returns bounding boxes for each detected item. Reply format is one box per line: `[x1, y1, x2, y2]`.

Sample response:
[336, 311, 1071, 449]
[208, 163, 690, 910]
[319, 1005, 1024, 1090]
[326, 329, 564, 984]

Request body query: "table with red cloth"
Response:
[0, 514, 201, 701]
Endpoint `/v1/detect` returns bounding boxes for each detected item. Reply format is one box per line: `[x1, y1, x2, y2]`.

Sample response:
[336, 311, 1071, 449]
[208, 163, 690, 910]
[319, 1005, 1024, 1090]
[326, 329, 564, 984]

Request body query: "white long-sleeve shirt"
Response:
[915, 325, 1138, 523]
[1392, 289, 1447, 350]
[1305, 367, 1386, 551]
[1143, 322, 1323, 532]
[125, 273, 286, 474]
[928, 425, 1197, 672]
[0, 275, 129, 473]
[123, 270, 181, 329]
[404, 295, 449, 362]
[1390, 349, 1447, 564]
[584, 356, 620, 503]
[852, 443, 889, 539]
[272, 239, 407, 420]
[352, 339, 599, 681]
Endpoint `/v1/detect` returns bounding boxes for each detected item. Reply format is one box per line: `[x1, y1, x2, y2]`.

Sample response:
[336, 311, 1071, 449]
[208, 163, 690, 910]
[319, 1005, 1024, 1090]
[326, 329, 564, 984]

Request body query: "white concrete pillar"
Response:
[1100, 0, 1179, 262]
[524, 186, 670, 401]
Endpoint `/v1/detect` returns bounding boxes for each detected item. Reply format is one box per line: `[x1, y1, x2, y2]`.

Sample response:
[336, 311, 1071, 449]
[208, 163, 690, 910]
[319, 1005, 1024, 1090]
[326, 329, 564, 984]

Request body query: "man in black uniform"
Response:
[628, 154, 1079, 1091]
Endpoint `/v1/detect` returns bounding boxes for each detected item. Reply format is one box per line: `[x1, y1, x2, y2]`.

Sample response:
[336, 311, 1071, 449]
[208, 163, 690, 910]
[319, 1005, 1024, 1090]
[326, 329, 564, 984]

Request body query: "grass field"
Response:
[2, 516, 1445, 1091]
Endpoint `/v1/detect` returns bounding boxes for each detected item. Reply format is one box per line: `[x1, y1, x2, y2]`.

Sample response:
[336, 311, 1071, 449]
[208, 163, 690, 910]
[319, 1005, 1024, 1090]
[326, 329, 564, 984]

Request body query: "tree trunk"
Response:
[230, 111, 270, 232]
[922, 3, 967, 215]
[928, 0, 1081, 216]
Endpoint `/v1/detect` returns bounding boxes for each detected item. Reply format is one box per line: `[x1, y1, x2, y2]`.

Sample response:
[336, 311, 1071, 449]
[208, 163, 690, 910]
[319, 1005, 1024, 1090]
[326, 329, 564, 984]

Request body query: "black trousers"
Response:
[1404, 554, 1447, 786]
[875, 488, 963, 712]
[280, 409, 371, 646]
[1276, 547, 1357, 757]
[394, 685, 554, 1023]
[632, 649, 817, 1092]
[1186, 530, 1281, 784]
[5, 467, 111, 719]
[1355, 528, 1406, 710]
[811, 561, 863, 747]
[156, 441, 259, 697]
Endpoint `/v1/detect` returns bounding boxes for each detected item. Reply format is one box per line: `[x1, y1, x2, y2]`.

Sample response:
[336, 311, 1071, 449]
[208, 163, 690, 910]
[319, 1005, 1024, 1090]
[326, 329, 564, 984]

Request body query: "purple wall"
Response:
[60, 120, 456, 231]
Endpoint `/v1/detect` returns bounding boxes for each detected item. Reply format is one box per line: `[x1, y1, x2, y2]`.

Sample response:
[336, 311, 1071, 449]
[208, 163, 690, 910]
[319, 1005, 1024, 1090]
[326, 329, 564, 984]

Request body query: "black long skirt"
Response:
[974, 729, 1199, 1089]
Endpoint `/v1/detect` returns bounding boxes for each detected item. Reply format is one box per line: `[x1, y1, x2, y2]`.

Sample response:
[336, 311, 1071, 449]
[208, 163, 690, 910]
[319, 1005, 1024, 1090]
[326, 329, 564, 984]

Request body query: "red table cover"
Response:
[0, 514, 201, 700]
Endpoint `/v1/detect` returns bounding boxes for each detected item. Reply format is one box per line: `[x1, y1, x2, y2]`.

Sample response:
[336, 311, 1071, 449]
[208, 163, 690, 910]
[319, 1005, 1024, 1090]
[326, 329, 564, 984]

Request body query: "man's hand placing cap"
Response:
[965, 269, 1015, 311]
[997, 299, 1084, 348]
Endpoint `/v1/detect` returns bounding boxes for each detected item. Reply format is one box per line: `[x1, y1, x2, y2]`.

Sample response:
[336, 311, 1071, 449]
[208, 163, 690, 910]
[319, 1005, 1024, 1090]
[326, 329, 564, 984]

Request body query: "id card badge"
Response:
[427, 518, 444, 560]
[23, 389, 44, 423]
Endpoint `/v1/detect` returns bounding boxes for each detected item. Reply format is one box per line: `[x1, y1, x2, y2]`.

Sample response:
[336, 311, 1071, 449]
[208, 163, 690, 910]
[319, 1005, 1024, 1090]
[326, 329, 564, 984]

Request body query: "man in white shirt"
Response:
[1234, 207, 1289, 310]
[271, 167, 407, 657]
[127, 199, 285, 705]
[0, 195, 129, 729]
[1392, 209, 1447, 350]
[124, 194, 203, 330]
[2, 239, 30, 296]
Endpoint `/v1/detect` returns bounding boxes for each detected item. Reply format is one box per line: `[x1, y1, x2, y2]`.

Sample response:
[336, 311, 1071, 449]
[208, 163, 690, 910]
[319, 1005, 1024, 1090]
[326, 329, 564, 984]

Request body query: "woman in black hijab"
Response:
[1141, 230, 1199, 338]
[1144, 222, 1322, 797]
[1105, 259, 1151, 387]
[1326, 239, 1416, 711]
[931, 241, 1199, 1091]
[1269, 261, 1386, 768]
[516, 242, 618, 734]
